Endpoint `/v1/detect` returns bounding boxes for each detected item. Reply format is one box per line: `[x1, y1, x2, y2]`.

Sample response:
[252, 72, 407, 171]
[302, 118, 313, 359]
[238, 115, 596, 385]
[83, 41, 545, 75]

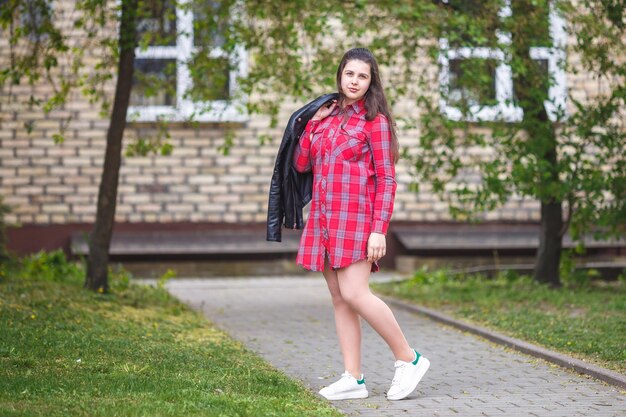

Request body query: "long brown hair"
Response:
[336, 48, 399, 163]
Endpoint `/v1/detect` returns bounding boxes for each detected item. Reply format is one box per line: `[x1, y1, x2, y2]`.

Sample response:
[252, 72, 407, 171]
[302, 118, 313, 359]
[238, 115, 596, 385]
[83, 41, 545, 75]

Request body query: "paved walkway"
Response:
[166, 276, 626, 417]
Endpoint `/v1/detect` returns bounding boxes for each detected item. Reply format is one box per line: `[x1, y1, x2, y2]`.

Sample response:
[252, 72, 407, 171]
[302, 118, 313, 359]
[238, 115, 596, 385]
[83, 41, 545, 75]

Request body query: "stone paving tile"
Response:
[167, 276, 626, 417]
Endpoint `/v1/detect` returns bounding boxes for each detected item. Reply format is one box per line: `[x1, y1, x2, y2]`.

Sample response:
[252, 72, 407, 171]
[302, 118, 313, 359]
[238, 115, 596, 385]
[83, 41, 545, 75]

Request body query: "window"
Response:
[448, 58, 499, 109]
[439, 0, 567, 122]
[8, 0, 55, 42]
[128, 0, 246, 122]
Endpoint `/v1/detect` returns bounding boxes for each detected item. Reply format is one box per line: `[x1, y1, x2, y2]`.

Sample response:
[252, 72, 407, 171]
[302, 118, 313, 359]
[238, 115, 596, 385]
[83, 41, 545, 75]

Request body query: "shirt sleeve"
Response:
[370, 115, 397, 235]
[293, 119, 320, 173]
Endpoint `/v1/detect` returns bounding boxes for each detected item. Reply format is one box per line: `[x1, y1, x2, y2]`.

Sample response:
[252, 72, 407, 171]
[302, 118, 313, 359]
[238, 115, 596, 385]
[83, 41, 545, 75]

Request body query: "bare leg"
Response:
[323, 261, 362, 378]
[337, 260, 414, 362]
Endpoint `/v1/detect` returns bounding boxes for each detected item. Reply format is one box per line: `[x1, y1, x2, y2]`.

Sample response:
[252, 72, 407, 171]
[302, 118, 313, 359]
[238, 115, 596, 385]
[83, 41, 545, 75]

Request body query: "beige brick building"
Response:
[1, 1, 614, 270]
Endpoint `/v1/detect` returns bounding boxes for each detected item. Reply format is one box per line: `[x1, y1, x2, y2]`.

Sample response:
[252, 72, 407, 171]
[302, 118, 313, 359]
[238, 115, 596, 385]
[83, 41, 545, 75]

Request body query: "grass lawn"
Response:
[0, 252, 340, 417]
[373, 269, 626, 374]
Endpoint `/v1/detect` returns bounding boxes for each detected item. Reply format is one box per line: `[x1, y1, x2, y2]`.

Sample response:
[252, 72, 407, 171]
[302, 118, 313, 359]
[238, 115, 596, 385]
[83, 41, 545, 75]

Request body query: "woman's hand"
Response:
[312, 100, 337, 121]
[367, 232, 386, 263]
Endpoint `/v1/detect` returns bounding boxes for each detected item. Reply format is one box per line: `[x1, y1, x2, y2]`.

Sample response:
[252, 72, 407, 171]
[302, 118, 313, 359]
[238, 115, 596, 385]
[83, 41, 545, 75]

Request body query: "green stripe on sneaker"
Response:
[357, 376, 365, 385]
[412, 350, 421, 365]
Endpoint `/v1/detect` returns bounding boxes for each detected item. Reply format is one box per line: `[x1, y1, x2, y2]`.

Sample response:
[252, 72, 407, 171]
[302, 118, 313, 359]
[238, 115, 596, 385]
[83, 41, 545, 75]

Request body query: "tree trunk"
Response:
[85, 0, 138, 292]
[511, 0, 564, 287]
[534, 200, 563, 287]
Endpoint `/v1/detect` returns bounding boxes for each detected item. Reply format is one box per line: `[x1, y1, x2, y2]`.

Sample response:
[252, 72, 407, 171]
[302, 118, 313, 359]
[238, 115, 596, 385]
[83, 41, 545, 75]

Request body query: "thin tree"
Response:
[406, 0, 624, 286]
[85, 0, 139, 291]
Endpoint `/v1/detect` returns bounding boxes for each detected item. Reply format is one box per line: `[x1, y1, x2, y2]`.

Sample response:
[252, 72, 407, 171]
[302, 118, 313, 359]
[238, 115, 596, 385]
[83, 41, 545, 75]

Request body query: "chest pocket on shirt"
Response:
[309, 129, 324, 159]
[335, 127, 369, 162]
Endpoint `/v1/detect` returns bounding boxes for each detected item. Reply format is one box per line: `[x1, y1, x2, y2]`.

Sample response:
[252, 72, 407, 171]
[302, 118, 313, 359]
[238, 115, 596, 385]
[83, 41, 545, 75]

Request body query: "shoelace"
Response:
[339, 371, 353, 381]
[328, 372, 354, 390]
[390, 362, 409, 388]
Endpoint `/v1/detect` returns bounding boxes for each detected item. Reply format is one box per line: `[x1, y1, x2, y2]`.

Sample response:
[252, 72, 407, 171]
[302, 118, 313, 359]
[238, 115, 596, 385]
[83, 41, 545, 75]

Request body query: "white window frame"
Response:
[439, 0, 567, 122]
[127, 0, 247, 123]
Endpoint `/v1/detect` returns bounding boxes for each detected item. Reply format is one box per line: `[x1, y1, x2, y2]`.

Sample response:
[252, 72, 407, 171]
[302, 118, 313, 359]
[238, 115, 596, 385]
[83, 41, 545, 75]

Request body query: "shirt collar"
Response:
[346, 98, 366, 114]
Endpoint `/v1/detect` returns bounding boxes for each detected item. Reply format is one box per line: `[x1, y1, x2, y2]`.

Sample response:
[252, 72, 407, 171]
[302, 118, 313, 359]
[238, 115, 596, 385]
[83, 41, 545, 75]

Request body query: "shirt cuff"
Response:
[372, 220, 389, 235]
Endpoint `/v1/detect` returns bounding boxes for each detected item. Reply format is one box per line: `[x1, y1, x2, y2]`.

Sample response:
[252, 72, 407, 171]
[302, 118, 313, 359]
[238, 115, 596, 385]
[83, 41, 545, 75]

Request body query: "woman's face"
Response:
[340, 59, 371, 105]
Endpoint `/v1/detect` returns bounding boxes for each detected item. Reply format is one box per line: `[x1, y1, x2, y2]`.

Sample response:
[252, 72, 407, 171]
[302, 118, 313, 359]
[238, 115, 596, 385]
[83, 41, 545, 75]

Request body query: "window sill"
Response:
[127, 101, 248, 124]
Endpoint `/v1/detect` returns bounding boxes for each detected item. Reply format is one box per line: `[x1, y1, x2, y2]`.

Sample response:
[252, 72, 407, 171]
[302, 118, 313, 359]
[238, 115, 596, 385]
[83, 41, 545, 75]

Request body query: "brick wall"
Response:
[1, 5, 607, 229]
[0, 106, 544, 226]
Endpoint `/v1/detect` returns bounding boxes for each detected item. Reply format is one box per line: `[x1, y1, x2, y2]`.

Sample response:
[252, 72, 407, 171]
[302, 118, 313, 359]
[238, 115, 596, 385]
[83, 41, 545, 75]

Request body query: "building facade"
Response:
[1, 1, 609, 268]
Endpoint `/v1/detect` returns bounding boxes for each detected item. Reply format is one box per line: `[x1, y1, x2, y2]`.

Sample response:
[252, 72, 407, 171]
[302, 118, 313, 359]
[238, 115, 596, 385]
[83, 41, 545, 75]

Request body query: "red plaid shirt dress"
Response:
[293, 99, 397, 272]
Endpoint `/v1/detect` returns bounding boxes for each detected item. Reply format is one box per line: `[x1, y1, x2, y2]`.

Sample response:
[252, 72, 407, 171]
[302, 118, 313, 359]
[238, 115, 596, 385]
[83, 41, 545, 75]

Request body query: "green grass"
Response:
[373, 269, 626, 374]
[0, 252, 340, 417]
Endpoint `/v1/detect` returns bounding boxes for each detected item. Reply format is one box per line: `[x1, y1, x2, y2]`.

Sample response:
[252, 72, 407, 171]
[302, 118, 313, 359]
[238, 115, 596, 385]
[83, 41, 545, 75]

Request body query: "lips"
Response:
[348, 88, 358, 93]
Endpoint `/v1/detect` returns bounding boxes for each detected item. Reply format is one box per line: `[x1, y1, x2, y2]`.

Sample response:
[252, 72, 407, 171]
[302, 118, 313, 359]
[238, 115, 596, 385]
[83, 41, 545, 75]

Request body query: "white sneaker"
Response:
[319, 371, 369, 400]
[387, 349, 430, 400]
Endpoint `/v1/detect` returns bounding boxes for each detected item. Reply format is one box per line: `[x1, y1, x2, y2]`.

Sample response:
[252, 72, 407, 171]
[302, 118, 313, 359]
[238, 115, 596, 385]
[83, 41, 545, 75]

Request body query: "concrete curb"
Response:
[381, 295, 626, 390]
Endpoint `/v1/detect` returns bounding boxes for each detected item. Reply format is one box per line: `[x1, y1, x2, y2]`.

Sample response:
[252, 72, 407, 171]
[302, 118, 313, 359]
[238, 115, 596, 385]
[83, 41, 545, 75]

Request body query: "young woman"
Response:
[293, 48, 430, 401]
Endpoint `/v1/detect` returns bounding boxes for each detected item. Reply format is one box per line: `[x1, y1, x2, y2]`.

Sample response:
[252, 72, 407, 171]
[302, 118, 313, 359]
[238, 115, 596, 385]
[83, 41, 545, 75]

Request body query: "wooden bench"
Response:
[394, 225, 625, 253]
[70, 229, 301, 259]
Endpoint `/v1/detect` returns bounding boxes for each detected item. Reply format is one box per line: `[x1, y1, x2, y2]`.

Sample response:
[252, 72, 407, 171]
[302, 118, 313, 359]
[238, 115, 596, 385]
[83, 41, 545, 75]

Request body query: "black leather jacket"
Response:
[266, 93, 338, 242]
